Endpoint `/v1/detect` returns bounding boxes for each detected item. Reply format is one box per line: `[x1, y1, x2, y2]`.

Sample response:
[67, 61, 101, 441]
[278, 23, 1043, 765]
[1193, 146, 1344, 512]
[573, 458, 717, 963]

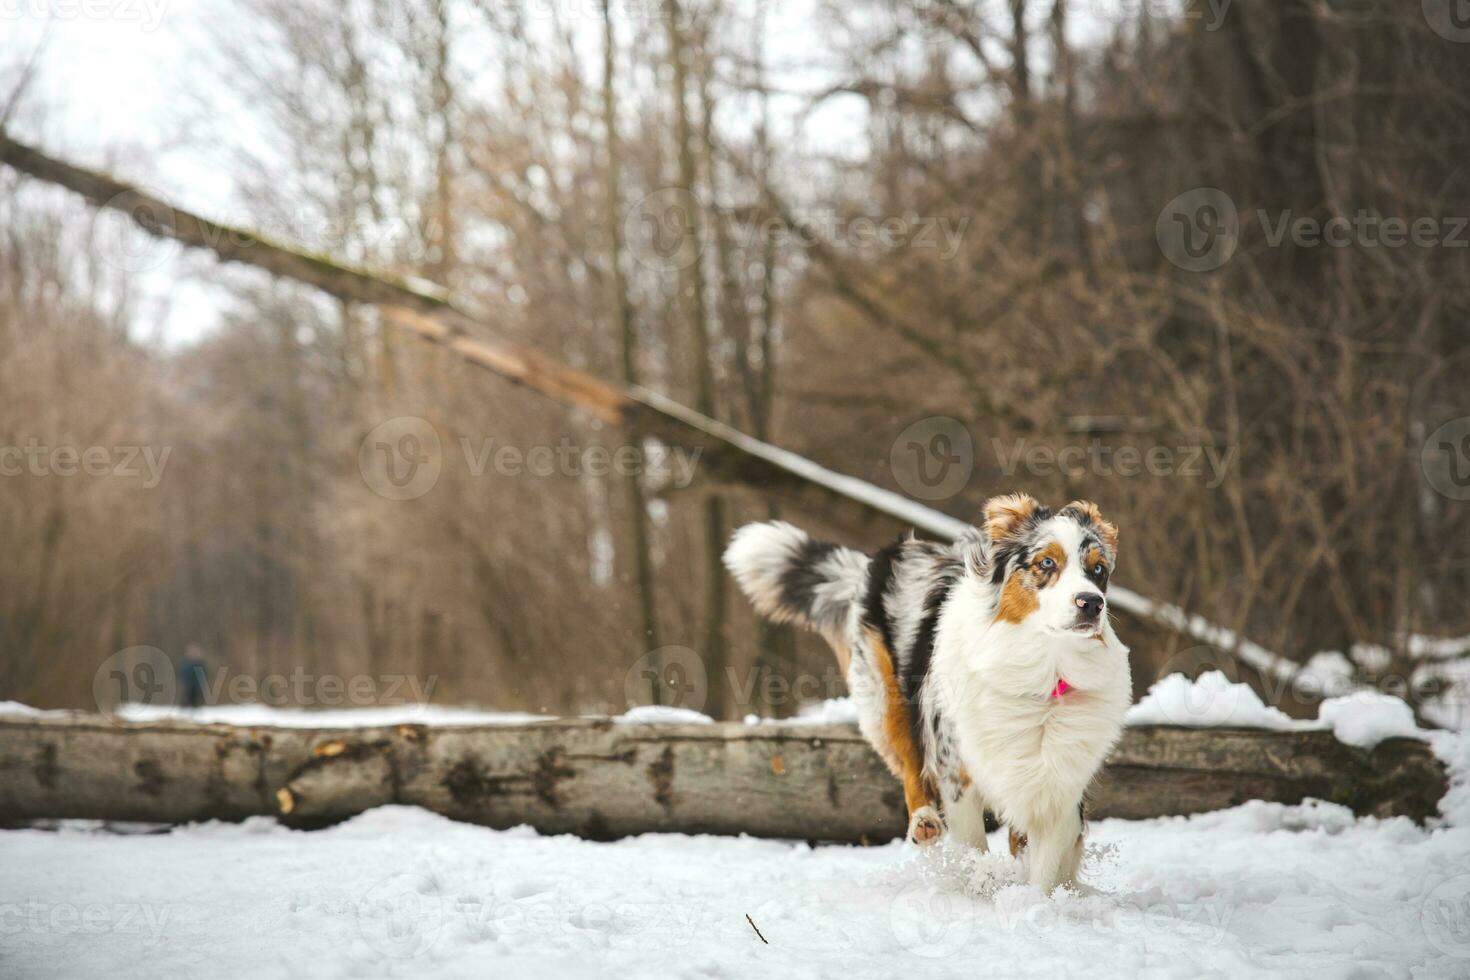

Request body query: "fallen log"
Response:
[0, 714, 1447, 839]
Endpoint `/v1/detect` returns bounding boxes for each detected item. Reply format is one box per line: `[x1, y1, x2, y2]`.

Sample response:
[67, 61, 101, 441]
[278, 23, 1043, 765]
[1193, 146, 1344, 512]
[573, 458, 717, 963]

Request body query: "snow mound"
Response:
[1318, 691, 1425, 748]
[1125, 671, 1445, 751]
[1125, 671, 1310, 731]
[747, 697, 860, 726]
[613, 705, 713, 725]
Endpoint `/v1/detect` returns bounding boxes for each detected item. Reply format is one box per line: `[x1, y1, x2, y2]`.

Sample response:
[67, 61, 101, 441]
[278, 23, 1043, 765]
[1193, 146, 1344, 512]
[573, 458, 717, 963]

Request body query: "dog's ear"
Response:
[982, 493, 1042, 544]
[1062, 499, 1118, 552]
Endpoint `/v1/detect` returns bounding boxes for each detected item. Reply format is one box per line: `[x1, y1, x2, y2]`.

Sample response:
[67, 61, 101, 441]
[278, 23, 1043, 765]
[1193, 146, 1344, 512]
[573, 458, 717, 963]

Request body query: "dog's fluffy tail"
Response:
[723, 521, 869, 639]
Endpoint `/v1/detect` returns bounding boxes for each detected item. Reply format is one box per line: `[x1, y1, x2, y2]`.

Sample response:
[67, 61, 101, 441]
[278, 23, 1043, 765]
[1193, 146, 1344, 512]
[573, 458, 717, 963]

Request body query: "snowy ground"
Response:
[3, 801, 1470, 978]
[5, 679, 1470, 977]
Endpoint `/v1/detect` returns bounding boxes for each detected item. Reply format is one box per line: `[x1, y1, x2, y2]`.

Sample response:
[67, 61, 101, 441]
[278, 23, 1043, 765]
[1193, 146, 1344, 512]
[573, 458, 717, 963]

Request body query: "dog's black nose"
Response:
[1074, 592, 1104, 619]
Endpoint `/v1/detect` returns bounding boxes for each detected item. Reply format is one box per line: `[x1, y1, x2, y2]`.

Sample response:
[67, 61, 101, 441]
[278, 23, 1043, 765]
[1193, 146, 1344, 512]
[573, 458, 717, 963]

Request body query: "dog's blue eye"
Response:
[1093, 563, 1105, 575]
[1040, 557, 1056, 569]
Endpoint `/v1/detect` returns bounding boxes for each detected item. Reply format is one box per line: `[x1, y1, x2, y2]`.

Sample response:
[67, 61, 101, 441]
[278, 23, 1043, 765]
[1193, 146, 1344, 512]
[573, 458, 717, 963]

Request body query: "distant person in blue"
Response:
[178, 643, 209, 709]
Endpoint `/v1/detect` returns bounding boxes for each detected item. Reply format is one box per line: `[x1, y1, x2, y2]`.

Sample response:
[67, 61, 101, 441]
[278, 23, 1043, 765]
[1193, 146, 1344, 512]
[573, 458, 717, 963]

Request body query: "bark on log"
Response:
[0, 715, 1447, 840]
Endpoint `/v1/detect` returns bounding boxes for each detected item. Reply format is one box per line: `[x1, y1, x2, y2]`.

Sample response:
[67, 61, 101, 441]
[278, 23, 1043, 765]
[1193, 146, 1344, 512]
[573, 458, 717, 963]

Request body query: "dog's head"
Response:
[976, 493, 1118, 639]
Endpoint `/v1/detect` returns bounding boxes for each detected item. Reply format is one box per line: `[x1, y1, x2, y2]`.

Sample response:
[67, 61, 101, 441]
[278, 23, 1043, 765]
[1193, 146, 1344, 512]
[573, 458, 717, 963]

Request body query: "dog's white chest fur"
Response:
[933, 589, 1131, 833]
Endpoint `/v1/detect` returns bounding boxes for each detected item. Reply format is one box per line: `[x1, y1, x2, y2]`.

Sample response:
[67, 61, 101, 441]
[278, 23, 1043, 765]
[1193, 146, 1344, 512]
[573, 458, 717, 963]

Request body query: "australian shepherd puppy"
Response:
[724, 494, 1131, 894]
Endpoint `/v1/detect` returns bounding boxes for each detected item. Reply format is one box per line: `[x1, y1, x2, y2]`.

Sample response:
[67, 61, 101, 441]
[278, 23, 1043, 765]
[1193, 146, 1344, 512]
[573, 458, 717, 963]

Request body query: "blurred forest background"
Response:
[1, 0, 1468, 719]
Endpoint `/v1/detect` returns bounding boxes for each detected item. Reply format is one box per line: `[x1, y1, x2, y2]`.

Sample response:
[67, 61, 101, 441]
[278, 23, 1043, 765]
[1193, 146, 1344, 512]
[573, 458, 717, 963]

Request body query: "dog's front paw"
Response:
[907, 805, 945, 846]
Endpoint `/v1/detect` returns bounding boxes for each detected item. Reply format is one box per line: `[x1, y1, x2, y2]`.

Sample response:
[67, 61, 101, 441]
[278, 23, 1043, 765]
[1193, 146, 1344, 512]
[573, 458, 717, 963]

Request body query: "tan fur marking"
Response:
[866, 628, 936, 820]
[983, 492, 1041, 542]
[1067, 499, 1118, 551]
[996, 572, 1040, 624]
[1083, 545, 1109, 576]
[1009, 829, 1028, 857]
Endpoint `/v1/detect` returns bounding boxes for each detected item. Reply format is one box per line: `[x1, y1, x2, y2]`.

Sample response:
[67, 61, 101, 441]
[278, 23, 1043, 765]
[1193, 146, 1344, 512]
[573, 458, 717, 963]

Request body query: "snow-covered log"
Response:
[0, 715, 1447, 838]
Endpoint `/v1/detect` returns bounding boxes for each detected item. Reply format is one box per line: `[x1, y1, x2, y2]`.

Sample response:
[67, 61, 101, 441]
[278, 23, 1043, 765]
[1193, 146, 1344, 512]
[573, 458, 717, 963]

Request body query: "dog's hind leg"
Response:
[861, 629, 942, 844]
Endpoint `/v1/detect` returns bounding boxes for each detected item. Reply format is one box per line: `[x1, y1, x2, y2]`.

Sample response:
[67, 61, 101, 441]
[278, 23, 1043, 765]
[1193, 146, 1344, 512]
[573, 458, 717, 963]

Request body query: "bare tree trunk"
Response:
[665, 0, 727, 717]
[426, 0, 457, 282]
[602, 0, 663, 681]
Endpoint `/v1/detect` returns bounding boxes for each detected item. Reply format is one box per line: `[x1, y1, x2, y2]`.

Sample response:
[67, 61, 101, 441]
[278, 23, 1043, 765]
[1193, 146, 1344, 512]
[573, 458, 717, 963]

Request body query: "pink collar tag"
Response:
[1050, 678, 1071, 699]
